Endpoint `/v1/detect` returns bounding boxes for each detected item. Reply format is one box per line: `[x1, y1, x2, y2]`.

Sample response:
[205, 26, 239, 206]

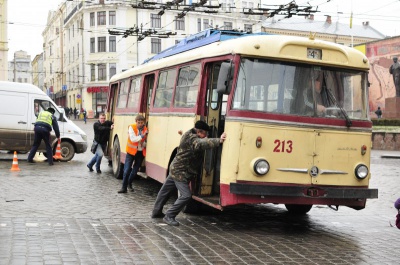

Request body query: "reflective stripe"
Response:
[36, 111, 53, 126]
[126, 142, 138, 149]
[126, 123, 147, 156]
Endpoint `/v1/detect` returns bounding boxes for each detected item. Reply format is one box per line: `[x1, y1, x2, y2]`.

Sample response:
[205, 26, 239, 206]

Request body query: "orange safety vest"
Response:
[126, 123, 147, 156]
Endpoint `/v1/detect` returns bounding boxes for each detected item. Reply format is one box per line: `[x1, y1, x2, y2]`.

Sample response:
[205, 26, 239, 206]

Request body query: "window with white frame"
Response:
[98, 11, 106, 26]
[90, 38, 95, 53]
[244, 24, 252, 32]
[203, 19, 209, 29]
[224, 21, 233, 30]
[197, 18, 201, 32]
[98, 64, 106, 81]
[109, 36, 116, 52]
[151, 14, 161, 28]
[151, 38, 161, 53]
[91, 64, 95, 81]
[175, 16, 185, 30]
[109, 11, 116, 25]
[90, 12, 95, 26]
[98, 37, 106, 52]
[109, 63, 116, 78]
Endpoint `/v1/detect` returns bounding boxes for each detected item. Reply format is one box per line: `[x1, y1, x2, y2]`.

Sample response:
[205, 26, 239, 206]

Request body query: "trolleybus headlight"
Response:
[253, 159, 270, 176]
[355, 164, 368, 179]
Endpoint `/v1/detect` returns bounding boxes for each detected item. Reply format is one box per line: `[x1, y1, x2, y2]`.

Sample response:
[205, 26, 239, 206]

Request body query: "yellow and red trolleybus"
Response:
[106, 30, 377, 214]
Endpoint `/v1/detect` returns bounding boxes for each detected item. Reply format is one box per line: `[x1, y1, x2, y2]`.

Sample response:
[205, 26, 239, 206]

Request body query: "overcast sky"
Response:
[6, 0, 400, 61]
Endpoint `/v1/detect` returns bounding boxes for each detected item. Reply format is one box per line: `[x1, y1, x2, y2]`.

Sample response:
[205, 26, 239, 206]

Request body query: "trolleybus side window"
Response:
[127, 75, 141, 109]
[209, 64, 221, 110]
[153, 69, 176, 108]
[174, 63, 201, 108]
[116, 79, 129, 108]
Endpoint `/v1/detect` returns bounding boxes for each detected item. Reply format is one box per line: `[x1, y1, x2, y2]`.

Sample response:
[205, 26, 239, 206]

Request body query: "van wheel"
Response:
[59, 141, 75, 162]
[43, 142, 74, 162]
[112, 138, 123, 179]
[284, 204, 312, 214]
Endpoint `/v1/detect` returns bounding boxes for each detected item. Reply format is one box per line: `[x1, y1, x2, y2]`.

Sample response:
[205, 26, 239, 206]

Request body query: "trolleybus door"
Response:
[199, 63, 224, 196]
[107, 83, 119, 122]
[140, 74, 155, 173]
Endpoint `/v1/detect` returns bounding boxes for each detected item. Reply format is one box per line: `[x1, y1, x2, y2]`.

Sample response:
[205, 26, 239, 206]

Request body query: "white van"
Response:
[0, 81, 87, 161]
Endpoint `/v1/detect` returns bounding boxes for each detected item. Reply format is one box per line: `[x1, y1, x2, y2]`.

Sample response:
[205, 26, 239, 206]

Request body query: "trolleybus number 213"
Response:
[106, 30, 377, 215]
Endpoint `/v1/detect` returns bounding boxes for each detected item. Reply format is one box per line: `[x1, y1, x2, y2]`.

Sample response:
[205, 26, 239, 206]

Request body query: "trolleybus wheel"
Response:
[284, 204, 312, 214]
[112, 138, 123, 179]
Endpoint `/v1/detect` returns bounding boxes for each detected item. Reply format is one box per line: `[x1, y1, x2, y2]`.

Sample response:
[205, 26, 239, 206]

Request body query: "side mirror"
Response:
[216, 61, 234, 95]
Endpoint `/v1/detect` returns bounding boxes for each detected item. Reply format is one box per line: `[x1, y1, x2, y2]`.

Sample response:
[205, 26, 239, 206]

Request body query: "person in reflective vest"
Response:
[27, 107, 60, 165]
[118, 114, 148, 193]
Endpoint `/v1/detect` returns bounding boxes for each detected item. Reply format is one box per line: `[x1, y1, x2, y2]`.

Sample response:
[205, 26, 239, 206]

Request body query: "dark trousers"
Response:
[152, 175, 192, 218]
[121, 151, 144, 190]
[27, 126, 53, 164]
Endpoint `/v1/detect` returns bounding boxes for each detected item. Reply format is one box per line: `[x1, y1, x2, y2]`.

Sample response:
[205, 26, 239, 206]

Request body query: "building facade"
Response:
[32, 53, 45, 92]
[42, 0, 261, 118]
[355, 37, 400, 118]
[8, 51, 32, 83]
[0, 0, 8, 81]
[40, 1, 388, 118]
[262, 15, 385, 47]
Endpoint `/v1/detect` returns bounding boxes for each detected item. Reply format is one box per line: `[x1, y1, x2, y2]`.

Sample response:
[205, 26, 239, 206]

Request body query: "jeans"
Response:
[152, 175, 192, 218]
[121, 151, 144, 190]
[27, 126, 53, 165]
[87, 144, 105, 171]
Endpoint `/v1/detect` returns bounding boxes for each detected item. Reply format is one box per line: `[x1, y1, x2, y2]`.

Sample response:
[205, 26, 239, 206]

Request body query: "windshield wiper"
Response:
[325, 88, 352, 128]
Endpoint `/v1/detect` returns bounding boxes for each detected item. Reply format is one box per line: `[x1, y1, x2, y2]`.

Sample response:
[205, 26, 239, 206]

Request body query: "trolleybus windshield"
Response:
[232, 58, 368, 120]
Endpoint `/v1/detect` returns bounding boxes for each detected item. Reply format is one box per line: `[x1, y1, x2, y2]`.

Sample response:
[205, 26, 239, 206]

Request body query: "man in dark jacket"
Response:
[27, 107, 60, 166]
[151, 120, 227, 226]
[87, 113, 113, 173]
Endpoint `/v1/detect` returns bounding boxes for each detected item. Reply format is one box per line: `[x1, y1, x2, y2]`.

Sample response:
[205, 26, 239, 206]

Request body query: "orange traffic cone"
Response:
[53, 139, 62, 160]
[10, 151, 20, 171]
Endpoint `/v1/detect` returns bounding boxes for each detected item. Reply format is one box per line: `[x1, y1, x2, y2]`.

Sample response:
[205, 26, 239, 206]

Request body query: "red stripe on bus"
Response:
[227, 110, 372, 128]
[145, 161, 168, 183]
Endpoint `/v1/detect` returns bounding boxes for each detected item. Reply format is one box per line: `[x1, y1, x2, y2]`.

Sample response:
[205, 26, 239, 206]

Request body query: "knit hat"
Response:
[395, 198, 400, 209]
[47, 107, 55, 114]
[195, 121, 209, 131]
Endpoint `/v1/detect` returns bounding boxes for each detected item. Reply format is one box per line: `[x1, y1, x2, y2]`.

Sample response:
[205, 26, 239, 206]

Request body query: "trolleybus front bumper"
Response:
[230, 183, 378, 199]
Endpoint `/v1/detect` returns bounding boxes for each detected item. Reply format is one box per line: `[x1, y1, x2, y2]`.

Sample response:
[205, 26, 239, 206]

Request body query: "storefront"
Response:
[87, 86, 109, 118]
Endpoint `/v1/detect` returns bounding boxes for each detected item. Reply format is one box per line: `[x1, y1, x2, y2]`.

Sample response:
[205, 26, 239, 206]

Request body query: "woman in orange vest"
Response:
[118, 115, 148, 193]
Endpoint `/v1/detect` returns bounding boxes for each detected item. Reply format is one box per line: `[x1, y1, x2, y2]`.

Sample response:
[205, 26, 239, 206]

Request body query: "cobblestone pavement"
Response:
[1, 119, 400, 265]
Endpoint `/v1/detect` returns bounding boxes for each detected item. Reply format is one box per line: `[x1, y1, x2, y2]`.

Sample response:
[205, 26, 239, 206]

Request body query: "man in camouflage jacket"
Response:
[151, 120, 227, 226]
